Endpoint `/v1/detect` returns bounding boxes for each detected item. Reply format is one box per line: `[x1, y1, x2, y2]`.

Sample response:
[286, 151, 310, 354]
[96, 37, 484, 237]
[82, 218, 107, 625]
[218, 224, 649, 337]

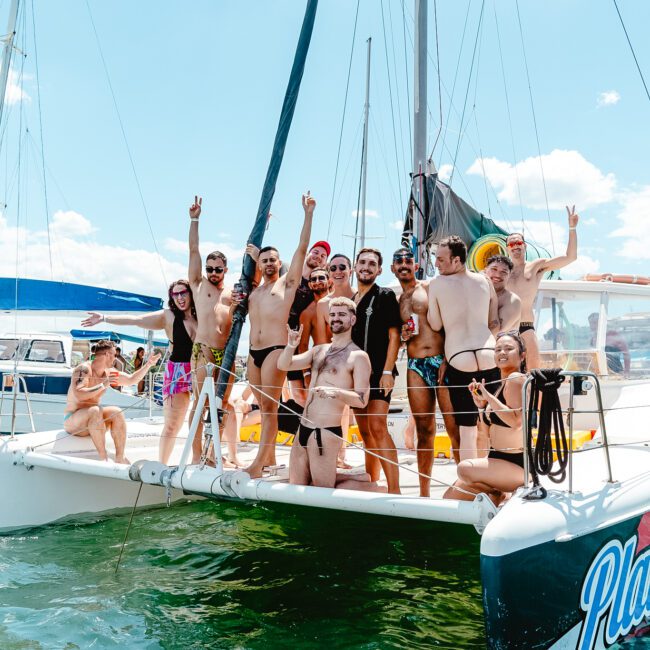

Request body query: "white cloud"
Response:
[4, 69, 30, 105]
[164, 237, 243, 266]
[561, 254, 600, 279]
[467, 149, 616, 210]
[389, 220, 404, 231]
[597, 90, 620, 107]
[495, 218, 565, 254]
[610, 185, 650, 259]
[351, 209, 379, 220]
[438, 164, 453, 182]
[50, 210, 95, 237]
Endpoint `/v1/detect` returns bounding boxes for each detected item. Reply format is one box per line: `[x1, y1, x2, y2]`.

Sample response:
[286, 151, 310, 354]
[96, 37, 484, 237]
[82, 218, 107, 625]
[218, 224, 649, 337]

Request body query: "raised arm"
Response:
[188, 196, 203, 286]
[313, 300, 331, 345]
[540, 205, 578, 272]
[427, 279, 443, 332]
[70, 364, 108, 397]
[277, 325, 315, 371]
[115, 351, 162, 387]
[285, 193, 315, 289]
[82, 310, 167, 331]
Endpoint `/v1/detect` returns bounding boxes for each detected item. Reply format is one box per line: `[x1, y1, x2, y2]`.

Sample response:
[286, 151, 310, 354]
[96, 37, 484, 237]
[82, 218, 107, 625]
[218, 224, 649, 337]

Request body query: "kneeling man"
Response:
[63, 340, 161, 463]
[277, 297, 371, 488]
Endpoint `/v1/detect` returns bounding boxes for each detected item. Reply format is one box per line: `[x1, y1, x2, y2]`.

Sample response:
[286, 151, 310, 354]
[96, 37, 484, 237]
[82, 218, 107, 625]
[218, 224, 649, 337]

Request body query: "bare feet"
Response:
[115, 455, 131, 465]
[336, 458, 353, 470]
[245, 462, 265, 479]
[223, 456, 243, 469]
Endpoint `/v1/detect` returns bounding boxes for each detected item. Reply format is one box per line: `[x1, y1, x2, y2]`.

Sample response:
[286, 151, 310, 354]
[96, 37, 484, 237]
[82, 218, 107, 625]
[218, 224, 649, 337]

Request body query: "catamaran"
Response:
[1, 1, 649, 648]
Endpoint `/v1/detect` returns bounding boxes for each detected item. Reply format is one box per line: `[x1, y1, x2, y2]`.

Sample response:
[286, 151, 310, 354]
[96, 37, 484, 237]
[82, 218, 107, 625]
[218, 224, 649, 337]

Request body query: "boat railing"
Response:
[1, 372, 36, 435]
[521, 370, 613, 494]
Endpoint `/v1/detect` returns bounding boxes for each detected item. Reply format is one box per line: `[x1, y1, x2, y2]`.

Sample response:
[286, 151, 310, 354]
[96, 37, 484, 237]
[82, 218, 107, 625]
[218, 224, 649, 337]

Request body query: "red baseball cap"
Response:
[309, 240, 331, 256]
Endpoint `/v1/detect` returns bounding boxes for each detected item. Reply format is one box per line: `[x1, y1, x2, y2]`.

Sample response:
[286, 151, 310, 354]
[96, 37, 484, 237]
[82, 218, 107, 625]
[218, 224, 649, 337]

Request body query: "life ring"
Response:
[467, 235, 508, 272]
[583, 273, 650, 285]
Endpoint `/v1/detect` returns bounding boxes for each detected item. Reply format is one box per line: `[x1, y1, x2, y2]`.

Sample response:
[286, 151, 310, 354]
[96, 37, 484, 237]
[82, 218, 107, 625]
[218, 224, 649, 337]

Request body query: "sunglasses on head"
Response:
[205, 266, 224, 274]
[393, 254, 414, 263]
[309, 275, 328, 282]
[506, 240, 524, 248]
[329, 263, 349, 272]
[171, 290, 189, 298]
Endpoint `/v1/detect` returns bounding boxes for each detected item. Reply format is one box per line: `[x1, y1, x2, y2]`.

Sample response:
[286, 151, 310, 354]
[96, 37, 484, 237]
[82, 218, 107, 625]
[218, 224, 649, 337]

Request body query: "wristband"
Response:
[101, 314, 106, 323]
[382, 370, 392, 376]
[286, 343, 298, 349]
[569, 227, 576, 231]
[190, 218, 199, 222]
[303, 370, 311, 376]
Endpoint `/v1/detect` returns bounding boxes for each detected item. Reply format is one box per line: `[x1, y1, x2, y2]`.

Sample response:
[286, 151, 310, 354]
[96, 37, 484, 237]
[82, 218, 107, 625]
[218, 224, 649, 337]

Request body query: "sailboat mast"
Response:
[359, 36, 371, 251]
[0, 0, 20, 130]
[412, 0, 428, 272]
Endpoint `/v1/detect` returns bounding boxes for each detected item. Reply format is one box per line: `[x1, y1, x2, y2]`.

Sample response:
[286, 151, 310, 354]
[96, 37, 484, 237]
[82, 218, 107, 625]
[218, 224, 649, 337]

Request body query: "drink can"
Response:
[409, 313, 419, 336]
[109, 369, 119, 388]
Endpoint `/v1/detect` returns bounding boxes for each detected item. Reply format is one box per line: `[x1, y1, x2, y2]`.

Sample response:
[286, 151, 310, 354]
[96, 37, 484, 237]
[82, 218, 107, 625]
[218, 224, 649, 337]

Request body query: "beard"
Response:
[357, 274, 375, 285]
[330, 321, 349, 334]
[207, 275, 221, 286]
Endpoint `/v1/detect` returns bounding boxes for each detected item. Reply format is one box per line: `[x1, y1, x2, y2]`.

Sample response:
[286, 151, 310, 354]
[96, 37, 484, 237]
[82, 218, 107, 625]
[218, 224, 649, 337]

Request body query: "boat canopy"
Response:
[0, 278, 163, 313]
[402, 171, 507, 250]
[69, 329, 168, 347]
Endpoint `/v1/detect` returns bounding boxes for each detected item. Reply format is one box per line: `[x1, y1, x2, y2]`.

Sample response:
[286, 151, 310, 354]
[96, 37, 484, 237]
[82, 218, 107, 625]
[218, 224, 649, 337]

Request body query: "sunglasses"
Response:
[171, 290, 189, 299]
[506, 241, 524, 248]
[309, 275, 328, 282]
[205, 266, 224, 274]
[329, 264, 349, 272]
[393, 254, 414, 263]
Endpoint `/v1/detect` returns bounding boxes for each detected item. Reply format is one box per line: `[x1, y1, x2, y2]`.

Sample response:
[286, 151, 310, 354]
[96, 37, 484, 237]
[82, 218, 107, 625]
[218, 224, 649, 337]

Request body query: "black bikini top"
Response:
[480, 384, 512, 429]
[170, 314, 193, 362]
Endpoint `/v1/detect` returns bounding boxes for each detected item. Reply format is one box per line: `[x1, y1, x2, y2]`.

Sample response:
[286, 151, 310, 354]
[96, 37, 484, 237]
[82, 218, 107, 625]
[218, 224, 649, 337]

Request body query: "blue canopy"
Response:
[69, 330, 168, 347]
[0, 278, 163, 312]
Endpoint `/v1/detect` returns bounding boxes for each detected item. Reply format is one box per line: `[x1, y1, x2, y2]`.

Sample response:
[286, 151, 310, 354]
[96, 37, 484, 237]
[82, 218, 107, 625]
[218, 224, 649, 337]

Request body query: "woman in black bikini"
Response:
[444, 331, 528, 503]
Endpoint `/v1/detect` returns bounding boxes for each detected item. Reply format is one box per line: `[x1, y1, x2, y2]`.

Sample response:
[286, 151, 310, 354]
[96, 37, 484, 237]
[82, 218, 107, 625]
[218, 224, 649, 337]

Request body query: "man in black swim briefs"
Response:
[277, 297, 371, 488]
[427, 236, 500, 460]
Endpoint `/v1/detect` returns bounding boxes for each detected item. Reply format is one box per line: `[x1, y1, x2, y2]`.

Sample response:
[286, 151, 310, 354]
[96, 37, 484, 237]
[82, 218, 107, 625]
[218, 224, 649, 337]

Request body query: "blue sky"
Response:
[1, 0, 650, 344]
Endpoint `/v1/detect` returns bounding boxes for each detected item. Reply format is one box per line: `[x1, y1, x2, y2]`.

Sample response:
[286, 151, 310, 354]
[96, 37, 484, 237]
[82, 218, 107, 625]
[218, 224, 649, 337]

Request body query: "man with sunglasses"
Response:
[244, 192, 316, 479]
[351, 247, 402, 494]
[506, 205, 579, 369]
[298, 267, 331, 354]
[313, 254, 355, 344]
[391, 248, 460, 494]
[188, 195, 237, 463]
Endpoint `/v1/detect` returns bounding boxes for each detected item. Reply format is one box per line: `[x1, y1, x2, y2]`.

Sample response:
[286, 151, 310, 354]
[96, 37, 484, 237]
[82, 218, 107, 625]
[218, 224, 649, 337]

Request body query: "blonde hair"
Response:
[329, 296, 356, 314]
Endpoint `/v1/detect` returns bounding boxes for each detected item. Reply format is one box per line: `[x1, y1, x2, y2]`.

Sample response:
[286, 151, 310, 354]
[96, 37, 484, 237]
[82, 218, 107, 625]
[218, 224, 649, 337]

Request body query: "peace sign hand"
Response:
[566, 204, 579, 228]
[189, 196, 202, 219]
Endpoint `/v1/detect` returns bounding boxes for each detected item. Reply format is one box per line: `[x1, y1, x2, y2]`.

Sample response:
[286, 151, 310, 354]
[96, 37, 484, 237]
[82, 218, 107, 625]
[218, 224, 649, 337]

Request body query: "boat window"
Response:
[0, 338, 19, 360]
[25, 340, 66, 363]
[535, 291, 602, 373]
[605, 295, 650, 379]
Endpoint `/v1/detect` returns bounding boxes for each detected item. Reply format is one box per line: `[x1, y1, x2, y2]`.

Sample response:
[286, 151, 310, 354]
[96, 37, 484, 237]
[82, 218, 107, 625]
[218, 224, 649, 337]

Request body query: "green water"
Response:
[0, 500, 485, 649]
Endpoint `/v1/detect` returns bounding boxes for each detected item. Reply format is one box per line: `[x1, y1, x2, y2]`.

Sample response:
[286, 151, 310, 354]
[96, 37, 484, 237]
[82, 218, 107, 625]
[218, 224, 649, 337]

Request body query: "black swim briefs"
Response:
[444, 365, 500, 427]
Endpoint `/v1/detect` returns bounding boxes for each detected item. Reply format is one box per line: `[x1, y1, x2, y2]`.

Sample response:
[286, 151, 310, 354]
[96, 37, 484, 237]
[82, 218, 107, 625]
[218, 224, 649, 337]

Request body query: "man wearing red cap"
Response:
[286, 239, 331, 405]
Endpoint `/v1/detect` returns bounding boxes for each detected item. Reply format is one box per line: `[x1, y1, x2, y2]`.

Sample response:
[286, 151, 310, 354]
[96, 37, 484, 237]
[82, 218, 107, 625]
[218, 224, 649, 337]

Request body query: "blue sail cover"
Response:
[0, 278, 163, 312]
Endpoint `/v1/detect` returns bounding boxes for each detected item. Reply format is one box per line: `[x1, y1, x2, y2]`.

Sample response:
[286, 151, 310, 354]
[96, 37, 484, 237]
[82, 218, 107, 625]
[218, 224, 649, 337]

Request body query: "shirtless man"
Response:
[298, 267, 331, 354]
[63, 340, 160, 464]
[277, 297, 371, 488]
[352, 247, 402, 494]
[506, 205, 579, 369]
[188, 195, 236, 463]
[244, 192, 316, 478]
[484, 255, 522, 332]
[392, 247, 460, 494]
[428, 236, 500, 461]
[287, 240, 330, 406]
[313, 253, 355, 344]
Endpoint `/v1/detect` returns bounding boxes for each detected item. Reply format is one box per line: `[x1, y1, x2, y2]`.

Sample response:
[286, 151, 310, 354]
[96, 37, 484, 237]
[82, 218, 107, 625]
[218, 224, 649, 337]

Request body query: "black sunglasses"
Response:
[329, 263, 349, 272]
[393, 254, 414, 263]
[205, 266, 224, 274]
[309, 275, 328, 282]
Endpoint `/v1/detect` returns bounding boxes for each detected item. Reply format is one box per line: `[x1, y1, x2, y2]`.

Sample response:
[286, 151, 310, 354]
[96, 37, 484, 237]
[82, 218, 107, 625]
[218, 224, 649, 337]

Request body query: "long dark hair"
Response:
[167, 279, 196, 320]
[496, 330, 527, 373]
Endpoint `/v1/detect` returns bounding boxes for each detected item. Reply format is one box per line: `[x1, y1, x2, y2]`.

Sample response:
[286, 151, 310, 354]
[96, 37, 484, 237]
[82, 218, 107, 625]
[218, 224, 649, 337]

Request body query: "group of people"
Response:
[64, 194, 579, 504]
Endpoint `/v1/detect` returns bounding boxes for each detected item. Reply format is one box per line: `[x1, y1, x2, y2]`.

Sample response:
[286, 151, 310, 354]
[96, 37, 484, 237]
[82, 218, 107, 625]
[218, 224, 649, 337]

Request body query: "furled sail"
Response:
[216, 0, 318, 401]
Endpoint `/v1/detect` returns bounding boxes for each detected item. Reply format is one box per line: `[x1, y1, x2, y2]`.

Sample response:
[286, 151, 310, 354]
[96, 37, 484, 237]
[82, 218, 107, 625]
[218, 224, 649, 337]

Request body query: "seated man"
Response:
[277, 297, 372, 488]
[63, 340, 161, 463]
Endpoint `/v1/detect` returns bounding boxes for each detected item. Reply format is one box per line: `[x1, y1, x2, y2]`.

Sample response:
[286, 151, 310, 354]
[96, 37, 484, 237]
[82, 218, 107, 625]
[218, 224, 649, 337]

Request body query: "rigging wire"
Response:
[493, 1, 525, 233]
[514, 0, 555, 254]
[428, 0, 443, 161]
[449, 0, 485, 188]
[612, 0, 650, 106]
[84, 0, 167, 284]
[326, 0, 360, 241]
[400, 0, 412, 165]
[30, 0, 53, 279]
[380, 0, 405, 200]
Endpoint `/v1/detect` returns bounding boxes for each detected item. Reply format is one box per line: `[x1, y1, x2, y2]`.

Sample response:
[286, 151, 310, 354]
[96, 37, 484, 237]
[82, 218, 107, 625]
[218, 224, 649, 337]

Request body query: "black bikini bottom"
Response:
[297, 424, 343, 455]
[249, 345, 285, 369]
[488, 448, 525, 469]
